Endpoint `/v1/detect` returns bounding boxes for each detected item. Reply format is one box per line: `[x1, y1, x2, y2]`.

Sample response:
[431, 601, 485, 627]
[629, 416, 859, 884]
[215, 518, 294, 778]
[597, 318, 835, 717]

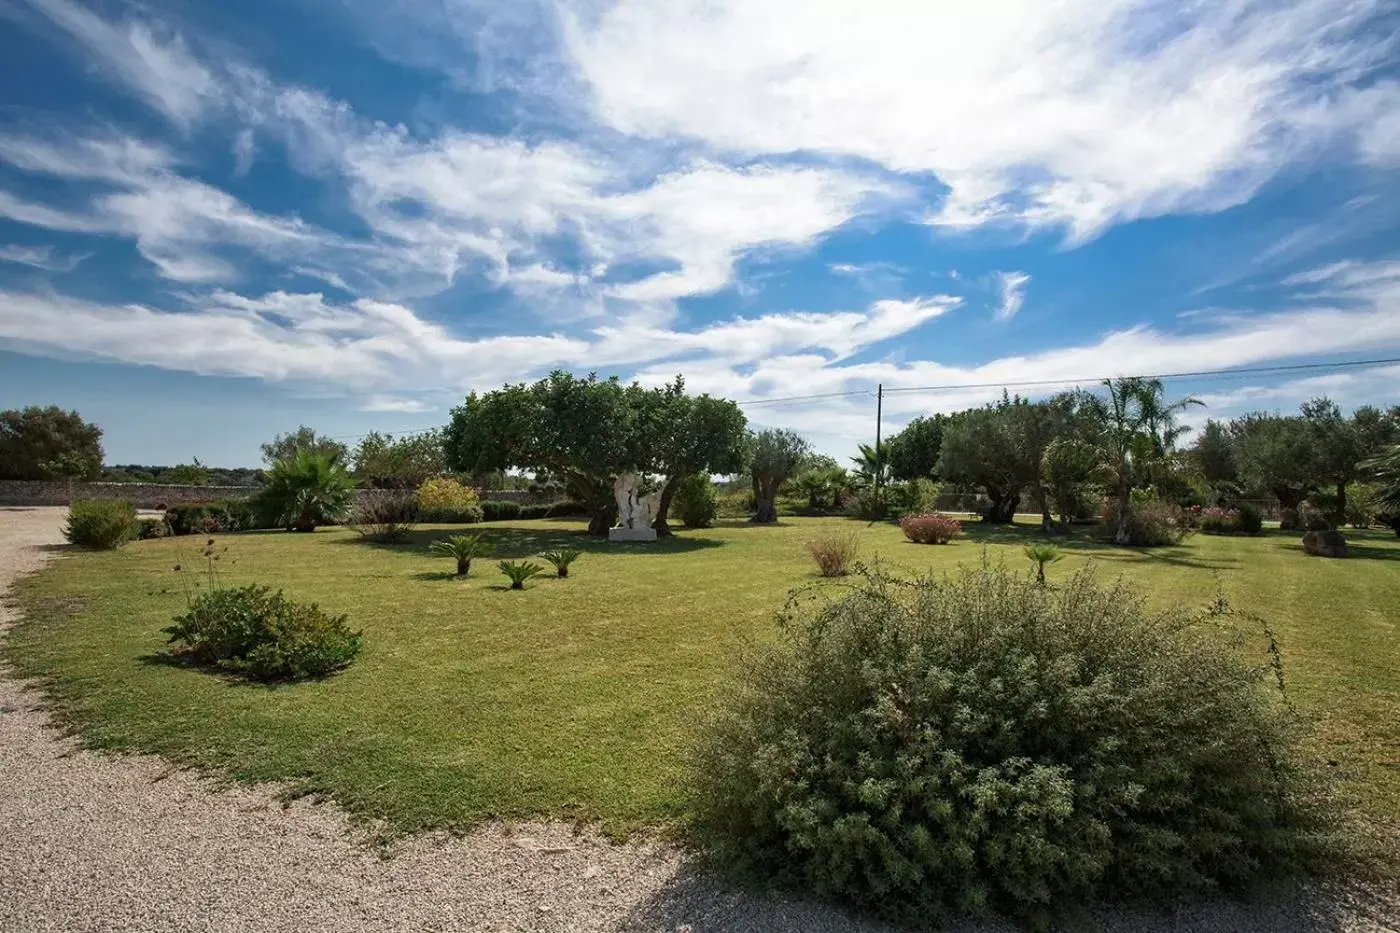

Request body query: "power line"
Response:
[729, 356, 1400, 408]
[880, 356, 1400, 396]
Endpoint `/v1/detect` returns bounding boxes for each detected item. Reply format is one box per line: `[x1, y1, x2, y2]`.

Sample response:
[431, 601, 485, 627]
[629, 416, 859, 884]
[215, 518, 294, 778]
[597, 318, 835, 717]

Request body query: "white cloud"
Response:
[0, 244, 87, 272]
[994, 271, 1030, 321]
[22, 0, 215, 125]
[559, 0, 1396, 242]
[361, 396, 433, 413]
[232, 129, 255, 176]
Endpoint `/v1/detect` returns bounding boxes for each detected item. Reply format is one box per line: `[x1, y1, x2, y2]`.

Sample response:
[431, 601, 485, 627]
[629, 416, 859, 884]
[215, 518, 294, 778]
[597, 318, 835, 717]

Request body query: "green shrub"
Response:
[545, 499, 586, 517]
[1344, 485, 1376, 529]
[64, 499, 137, 549]
[805, 530, 859, 576]
[892, 477, 940, 516]
[419, 503, 484, 524]
[1102, 499, 1189, 546]
[164, 584, 362, 681]
[1199, 506, 1241, 535]
[688, 565, 1321, 927]
[675, 473, 718, 528]
[1237, 502, 1264, 534]
[136, 517, 169, 540]
[847, 487, 891, 520]
[480, 500, 523, 522]
[165, 500, 276, 535]
[348, 492, 418, 542]
[517, 503, 551, 520]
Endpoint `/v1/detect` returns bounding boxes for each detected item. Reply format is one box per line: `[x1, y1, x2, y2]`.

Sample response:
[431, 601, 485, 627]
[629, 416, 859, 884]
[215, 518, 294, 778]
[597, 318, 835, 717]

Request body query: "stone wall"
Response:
[0, 481, 546, 510]
[0, 481, 258, 509]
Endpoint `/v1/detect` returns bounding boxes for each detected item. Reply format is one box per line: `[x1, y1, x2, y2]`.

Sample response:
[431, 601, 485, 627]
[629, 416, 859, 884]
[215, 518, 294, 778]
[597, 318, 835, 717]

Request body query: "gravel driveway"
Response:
[0, 506, 1395, 932]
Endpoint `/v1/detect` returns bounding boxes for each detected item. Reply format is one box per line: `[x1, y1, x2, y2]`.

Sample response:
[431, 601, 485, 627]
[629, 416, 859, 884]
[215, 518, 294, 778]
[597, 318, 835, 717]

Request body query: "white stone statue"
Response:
[609, 472, 658, 542]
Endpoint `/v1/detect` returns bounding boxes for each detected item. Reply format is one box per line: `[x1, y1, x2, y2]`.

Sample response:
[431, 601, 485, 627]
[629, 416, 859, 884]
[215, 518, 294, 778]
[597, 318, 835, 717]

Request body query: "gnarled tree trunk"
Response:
[752, 476, 780, 523]
[983, 484, 1020, 524]
[652, 475, 681, 536]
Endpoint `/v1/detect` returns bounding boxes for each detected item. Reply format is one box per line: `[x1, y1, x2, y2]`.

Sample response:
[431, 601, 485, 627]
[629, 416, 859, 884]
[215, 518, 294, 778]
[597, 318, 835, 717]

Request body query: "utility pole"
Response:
[874, 383, 883, 495]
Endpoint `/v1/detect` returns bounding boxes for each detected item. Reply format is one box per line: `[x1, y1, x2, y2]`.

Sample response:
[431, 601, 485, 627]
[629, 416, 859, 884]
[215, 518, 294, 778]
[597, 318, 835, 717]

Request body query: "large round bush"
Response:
[688, 565, 1321, 925]
[164, 584, 363, 682]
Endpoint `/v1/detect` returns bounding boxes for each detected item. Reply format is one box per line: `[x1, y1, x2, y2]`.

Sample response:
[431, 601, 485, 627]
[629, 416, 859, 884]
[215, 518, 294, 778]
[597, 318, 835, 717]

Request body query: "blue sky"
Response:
[2, 0, 1399, 467]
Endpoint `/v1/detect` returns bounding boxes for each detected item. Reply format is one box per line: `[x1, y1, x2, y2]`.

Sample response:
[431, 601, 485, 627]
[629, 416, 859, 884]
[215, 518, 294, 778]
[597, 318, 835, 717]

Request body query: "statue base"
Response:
[608, 526, 657, 543]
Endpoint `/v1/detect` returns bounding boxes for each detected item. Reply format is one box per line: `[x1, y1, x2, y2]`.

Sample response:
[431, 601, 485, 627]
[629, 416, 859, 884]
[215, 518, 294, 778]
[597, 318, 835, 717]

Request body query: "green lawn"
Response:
[7, 517, 1400, 840]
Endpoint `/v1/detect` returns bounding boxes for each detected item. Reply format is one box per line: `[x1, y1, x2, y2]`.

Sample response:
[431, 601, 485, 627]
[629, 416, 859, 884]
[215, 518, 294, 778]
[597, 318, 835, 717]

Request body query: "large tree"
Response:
[1231, 413, 1317, 527]
[749, 429, 810, 523]
[261, 426, 349, 467]
[1190, 419, 1237, 494]
[884, 415, 944, 481]
[352, 430, 446, 489]
[936, 400, 1027, 523]
[444, 372, 653, 535]
[0, 406, 104, 481]
[647, 378, 748, 536]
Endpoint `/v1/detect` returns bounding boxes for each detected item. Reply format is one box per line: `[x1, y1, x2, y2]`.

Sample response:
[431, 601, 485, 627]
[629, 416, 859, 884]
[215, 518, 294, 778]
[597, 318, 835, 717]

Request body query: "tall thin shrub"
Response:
[805, 531, 859, 576]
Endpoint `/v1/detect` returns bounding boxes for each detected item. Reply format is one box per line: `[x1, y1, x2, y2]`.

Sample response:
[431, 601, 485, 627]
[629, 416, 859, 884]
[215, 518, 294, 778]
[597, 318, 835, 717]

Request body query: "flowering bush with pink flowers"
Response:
[899, 512, 962, 544]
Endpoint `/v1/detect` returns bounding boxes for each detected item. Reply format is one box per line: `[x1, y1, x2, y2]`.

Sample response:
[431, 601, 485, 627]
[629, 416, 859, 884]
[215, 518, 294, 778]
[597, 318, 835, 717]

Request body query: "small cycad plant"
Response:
[499, 560, 546, 590]
[429, 533, 494, 577]
[539, 549, 582, 578]
[1024, 542, 1063, 585]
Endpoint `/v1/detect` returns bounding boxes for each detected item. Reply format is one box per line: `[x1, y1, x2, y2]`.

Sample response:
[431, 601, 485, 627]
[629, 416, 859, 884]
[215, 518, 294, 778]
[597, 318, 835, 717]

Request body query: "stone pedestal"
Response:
[608, 526, 658, 543]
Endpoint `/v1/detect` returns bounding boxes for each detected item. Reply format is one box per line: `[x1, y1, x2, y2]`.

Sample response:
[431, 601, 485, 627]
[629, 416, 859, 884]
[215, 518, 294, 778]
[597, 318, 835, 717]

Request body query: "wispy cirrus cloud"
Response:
[994, 271, 1030, 321]
[19, 0, 215, 125]
[0, 244, 88, 271]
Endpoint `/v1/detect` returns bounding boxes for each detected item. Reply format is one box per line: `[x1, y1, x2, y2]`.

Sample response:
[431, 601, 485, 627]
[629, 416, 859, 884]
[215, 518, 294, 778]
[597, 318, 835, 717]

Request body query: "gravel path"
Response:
[0, 506, 1395, 932]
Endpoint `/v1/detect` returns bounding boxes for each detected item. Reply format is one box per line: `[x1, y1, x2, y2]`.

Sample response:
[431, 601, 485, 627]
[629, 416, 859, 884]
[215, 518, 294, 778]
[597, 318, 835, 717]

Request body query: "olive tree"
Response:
[352, 430, 445, 489]
[0, 406, 104, 481]
[260, 426, 349, 467]
[884, 415, 944, 481]
[749, 429, 810, 523]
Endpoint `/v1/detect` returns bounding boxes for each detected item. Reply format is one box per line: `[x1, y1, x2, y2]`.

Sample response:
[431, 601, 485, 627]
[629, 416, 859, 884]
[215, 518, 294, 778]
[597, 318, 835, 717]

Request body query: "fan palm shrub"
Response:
[253, 451, 353, 532]
[1024, 542, 1062, 584]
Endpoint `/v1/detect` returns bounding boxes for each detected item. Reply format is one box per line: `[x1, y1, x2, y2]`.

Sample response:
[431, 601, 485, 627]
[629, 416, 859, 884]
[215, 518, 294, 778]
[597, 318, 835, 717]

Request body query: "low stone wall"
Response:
[0, 481, 258, 509]
[0, 481, 547, 510]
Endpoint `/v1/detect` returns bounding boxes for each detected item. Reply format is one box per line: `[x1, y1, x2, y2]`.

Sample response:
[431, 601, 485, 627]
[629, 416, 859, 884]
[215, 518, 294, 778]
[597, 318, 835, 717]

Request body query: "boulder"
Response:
[1301, 529, 1348, 558]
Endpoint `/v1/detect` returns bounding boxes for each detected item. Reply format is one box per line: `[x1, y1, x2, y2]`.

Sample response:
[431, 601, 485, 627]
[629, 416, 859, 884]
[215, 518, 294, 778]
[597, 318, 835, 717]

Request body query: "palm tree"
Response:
[1362, 443, 1400, 536]
[850, 443, 890, 490]
[430, 533, 494, 576]
[255, 451, 354, 532]
[1101, 378, 1202, 544]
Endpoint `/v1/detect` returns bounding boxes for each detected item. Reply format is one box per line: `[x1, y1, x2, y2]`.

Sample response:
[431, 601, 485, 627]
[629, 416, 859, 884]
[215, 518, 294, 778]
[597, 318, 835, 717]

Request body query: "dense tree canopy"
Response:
[352, 430, 446, 489]
[884, 415, 944, 481]
[646, 378, 748, 535]
[261, 426, 349, 467]
[0, 406, 104, 481]
[445, 371, 746, 535]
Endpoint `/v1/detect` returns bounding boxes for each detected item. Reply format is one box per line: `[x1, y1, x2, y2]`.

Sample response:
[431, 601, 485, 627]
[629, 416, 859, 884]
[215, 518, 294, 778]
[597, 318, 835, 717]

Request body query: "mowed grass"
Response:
[6, 516, 1400, 839]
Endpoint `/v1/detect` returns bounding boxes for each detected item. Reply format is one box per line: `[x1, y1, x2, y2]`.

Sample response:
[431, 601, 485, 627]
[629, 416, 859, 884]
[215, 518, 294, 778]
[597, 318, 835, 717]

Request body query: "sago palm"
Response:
[430, 533, 494, 576]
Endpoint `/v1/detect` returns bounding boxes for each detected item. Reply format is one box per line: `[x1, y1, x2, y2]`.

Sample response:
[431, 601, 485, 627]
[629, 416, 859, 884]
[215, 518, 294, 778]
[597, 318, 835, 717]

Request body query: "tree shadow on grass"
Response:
[956, 521, 1241, 571]
[344, 524, 727, 558]
[134, 651, 319, 690]
[1276, 541, 1400, 563]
